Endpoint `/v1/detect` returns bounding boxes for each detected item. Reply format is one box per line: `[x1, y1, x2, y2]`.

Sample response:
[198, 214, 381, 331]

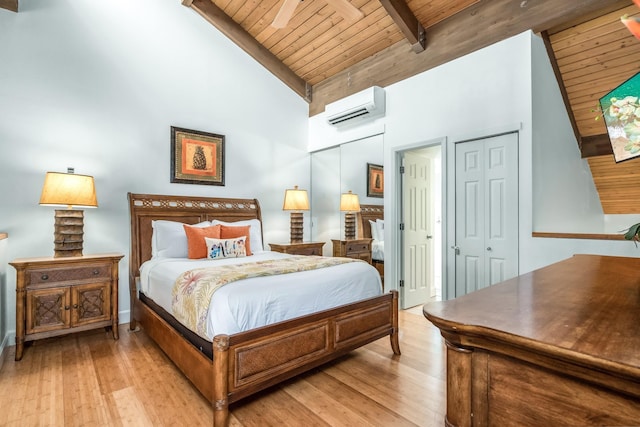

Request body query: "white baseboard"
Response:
[119, 309, 130, 325]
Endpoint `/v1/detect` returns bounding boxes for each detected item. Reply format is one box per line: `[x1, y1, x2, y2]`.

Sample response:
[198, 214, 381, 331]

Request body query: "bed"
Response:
[358, 204, 384, 282]
[127, 193, 400, 426]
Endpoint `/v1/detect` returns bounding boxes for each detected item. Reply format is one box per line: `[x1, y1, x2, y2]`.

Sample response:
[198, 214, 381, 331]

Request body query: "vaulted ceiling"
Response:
[178, 0, 640, 213]
[4, 0, 640, 213]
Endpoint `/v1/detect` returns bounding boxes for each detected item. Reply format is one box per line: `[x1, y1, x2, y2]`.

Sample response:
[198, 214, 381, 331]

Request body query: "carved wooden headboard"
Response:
[127, 193, 262, 287]
[358, 204, 384, 239]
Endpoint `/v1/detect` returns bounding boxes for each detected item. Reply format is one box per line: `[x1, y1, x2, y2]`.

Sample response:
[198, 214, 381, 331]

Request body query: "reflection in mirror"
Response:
[310, 134, 384, 254]
[340, 135, 384, 239]
[310, 147, 340, 256]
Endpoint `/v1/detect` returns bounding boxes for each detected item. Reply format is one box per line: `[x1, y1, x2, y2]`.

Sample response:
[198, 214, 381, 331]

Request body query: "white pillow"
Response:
[205, 236, 247, 259]
[211, 218, 264, 253]
[369, 220, 379, 241]
[376, 219, 384, 241]
[152, 220, 210, 258]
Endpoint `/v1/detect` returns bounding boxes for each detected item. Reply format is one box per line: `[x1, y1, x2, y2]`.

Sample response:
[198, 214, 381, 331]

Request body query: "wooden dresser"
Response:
[10, 253, 124, 361]
[424, 254, 640, 426]
[268, 241, 325, 256]
[331, 238, 372, 264]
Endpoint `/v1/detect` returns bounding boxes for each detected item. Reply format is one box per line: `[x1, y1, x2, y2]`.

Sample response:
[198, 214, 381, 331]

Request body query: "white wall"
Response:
[309, 31, 640, 298]
[522, 30, 640, 273]
[0, 0, 310, 351]
[530, 34, 604, 233]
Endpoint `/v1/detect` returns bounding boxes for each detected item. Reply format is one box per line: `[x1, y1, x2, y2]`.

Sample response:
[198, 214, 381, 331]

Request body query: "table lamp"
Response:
[340, 190, 360, 240]
[39, 168, 98, 257]
[282, 185, 309, 243]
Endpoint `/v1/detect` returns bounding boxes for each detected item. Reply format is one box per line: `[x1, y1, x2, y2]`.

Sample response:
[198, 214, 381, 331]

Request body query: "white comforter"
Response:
[139, 251, 382, 340]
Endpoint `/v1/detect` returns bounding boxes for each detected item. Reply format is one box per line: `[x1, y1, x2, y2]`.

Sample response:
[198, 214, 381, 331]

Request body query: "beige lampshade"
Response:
[40, 170, 98, 208]
[282, 185, 309, 211]
[340, 190, 360, 212]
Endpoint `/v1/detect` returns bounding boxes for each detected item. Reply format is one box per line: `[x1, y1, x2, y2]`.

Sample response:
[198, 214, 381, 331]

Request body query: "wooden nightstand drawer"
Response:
[269, 242, 325, 256]
[345, 241, 369, 254]
[28, 264, 111, 286]
[292, 246, 322, 256]
[332, 239, 372, 265]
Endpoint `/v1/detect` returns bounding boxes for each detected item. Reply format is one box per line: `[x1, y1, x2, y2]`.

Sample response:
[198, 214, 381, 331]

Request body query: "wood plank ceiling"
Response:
[4, 0, 640, 214]
[545, 2, 640, 213]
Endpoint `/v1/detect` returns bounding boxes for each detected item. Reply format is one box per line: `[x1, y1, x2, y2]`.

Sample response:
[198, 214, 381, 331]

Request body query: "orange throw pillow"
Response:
[184, 224, 221, 259]
[219, 225, 252, 255]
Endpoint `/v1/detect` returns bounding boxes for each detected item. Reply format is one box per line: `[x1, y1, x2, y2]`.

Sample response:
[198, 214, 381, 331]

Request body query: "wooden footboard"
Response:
[134, 290, 400, 426]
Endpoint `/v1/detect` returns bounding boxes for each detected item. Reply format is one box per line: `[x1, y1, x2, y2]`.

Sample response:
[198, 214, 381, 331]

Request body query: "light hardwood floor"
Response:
[0, 309, 446, 426]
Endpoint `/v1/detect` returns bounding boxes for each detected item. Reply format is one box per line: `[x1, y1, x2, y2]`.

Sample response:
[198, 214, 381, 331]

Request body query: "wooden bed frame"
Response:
[358, 204, 384, 281]
[127, 193, 400, 426]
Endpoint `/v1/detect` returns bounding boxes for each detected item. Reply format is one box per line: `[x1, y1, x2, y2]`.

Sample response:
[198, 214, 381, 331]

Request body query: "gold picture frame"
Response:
[171, 126, 225, 186]
[367, 163, 383, 198]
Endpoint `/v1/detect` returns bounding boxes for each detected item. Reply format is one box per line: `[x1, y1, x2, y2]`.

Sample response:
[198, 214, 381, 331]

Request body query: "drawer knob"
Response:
[64, 305, 70, 310]
[41, 274, 49, 280]
[73, 304, 78, 309]
[93, 270, 100, 275]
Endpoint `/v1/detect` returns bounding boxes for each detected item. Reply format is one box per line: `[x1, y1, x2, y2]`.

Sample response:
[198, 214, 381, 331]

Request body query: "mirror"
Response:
[310, 134, 384, 255]
[310, 147, 341, 255]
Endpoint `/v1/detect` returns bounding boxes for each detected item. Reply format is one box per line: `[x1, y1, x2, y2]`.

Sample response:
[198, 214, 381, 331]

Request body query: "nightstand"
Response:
[10, 253, 124, 361]
[331, 239, 372, 264]
[269, 242, 325, 256]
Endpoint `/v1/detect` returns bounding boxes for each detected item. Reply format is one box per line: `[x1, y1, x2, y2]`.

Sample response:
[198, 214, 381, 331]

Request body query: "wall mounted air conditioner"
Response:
[326, 86, 386, 127]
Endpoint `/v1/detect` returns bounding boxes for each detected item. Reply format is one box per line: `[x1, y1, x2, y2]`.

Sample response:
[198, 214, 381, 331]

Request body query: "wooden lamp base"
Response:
[289, 211, 303, 243]
[53, 209, 84, 257]
[344, 212, 356, 240]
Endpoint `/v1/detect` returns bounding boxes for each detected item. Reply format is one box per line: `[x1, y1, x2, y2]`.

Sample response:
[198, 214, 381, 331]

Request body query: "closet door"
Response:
[454, 133, 518, 297]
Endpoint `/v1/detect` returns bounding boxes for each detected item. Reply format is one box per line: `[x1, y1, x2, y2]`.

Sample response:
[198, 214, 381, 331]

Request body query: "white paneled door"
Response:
[454, 133, 518, 297]
[402, 150, 435, 308]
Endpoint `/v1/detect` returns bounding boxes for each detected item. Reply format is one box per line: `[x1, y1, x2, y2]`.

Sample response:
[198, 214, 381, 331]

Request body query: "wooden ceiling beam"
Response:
[183, 0, 312, 102]
[310, 0, 626, 115]
[0, 0, 18, 12]
[378, 0, 425, 53]
[540, 30, 583, 153]
[581, 134, 614, 158]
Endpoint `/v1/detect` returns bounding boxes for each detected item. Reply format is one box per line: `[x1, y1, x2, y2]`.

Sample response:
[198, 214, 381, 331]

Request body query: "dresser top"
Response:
[424, 254, 640, 378]
[10, 253, 124, 266]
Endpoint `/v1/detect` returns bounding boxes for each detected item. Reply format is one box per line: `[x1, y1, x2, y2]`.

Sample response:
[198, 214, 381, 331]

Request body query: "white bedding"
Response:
[372, 239, 384, 262]
[139, 251, 382, 340]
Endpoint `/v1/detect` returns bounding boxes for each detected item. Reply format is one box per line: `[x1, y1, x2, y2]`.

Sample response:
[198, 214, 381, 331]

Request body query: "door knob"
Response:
[451, 245, 460, 255]
[426, 235, 433, 239]
[486, 247, 492, 251]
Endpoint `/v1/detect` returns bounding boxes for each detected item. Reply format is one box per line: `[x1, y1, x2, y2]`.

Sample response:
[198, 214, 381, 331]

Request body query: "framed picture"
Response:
[367, 163, 384, 198]
[599, 71, 640, 163]
[171, 126, 225, 185]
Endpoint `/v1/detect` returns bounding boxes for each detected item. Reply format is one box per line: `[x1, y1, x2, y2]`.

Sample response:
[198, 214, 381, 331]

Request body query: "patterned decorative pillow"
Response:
[205, 236, 247, 260]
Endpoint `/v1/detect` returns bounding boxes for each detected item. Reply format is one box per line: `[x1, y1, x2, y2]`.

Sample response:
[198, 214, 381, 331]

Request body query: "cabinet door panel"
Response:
[26, 288, 70, 334]
[72, 282, 111, 326]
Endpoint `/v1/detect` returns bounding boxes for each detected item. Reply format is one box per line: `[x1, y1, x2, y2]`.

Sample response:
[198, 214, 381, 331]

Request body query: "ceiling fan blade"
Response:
[272, 0, 300, 29]
[326, 0, 364, 22]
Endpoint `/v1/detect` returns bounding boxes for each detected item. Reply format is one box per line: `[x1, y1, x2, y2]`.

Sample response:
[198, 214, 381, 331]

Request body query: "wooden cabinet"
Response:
[10, 253, 124, 361]
[332, 239, 372, 264]
[269, 242, 325, 256]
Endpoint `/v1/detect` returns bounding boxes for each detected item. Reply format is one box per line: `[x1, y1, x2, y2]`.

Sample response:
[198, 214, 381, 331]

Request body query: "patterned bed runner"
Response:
[172, 255, 359, 338]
